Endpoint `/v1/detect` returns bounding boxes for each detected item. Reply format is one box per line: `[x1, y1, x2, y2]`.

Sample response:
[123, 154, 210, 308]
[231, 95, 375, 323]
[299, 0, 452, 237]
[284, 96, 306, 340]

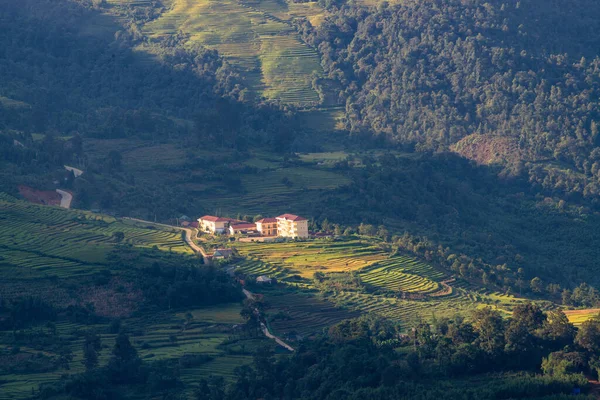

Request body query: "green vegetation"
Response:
[198, 305, 599, 400]
[302, 0, 600, 202]
[0, 197, 257, 400]
[122, 0, 325, 106]
[4, 0, 600, 397]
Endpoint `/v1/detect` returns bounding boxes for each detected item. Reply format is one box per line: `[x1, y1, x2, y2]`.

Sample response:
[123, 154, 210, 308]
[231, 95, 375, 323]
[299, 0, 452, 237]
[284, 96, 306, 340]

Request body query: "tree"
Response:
[82, 331, 102, 371]
[358, 223, 376, 236]
[112, 332, 137, 363]
[541, 351, 586, 376]
[575, 317, 600, 353]
[107, 333, 143, 384]
[83, 342, 99, 371]
[530, 277, 543, 294]
[107, 150, 122, 170]
[113, 231, 125, 243]
[471, 307, 504, 356]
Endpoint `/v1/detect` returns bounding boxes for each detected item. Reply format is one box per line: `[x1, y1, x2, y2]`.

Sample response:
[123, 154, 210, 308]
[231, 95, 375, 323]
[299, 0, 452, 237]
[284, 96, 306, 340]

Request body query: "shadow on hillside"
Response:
[0, 0, 298, 148]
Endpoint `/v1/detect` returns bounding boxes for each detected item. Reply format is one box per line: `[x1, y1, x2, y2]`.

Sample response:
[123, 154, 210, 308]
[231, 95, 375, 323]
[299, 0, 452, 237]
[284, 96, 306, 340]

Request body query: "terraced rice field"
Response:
[235, 239, 389, 278]
[199, 165, 351, 215]
[0, 309, 252, 400]
[265, 292, 361, 337]
[331, 290, 475, 331]
[132, 0, 324, 106]
[231, 238, 503, 331]
[359, 256, 447, 294]
[564, 308, 600, 326]
[0, 194, 192, 279]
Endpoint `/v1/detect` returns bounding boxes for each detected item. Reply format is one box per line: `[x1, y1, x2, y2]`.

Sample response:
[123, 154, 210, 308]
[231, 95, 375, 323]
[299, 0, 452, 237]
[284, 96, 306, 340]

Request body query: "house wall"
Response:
[199, 219, 227, 233]
[257, 222, 278, 236]
[277, 219, 308, 239]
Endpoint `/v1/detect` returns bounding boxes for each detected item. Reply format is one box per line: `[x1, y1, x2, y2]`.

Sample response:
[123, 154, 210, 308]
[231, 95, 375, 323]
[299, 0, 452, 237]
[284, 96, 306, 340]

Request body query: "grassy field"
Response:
[82, 139, 352, 217]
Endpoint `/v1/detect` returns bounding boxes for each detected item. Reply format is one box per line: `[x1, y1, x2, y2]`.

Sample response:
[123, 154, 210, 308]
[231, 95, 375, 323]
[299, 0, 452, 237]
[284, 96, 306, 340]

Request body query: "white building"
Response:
[276, 214, 309, 239]
[198, 215, 231, 234]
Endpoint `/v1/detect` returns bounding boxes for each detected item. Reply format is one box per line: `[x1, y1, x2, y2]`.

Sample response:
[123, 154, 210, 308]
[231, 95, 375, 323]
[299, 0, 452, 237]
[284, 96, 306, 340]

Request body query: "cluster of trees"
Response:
[201, 305, 600, 400]
[297, 0, 600, 202]
[135, 262, 244, 309]
[37, 332, 182, 399]
[0, 296, 57, 331]
[309, 151, 600, 291]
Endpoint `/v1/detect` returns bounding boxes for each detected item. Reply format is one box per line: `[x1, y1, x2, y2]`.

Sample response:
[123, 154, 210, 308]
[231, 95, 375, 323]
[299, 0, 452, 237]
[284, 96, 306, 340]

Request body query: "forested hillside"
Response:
[299, 0, 600, 202]
[4, 0, 600, 398]
[0, 0, 298, 148]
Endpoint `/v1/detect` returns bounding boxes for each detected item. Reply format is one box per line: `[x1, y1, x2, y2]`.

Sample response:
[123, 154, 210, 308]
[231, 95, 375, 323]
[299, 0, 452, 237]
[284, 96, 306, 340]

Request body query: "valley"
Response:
[0, 192, 574, 398]
[2, 0, 600, 398]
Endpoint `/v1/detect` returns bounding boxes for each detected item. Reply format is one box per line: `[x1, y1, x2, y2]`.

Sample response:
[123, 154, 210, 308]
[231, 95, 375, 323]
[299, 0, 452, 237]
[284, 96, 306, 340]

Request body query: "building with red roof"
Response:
[229, 223, 257, 235]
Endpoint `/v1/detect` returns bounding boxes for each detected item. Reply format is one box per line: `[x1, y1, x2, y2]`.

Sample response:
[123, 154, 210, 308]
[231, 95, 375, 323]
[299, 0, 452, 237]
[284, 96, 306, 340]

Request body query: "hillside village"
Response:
[198, 213, 309, 239]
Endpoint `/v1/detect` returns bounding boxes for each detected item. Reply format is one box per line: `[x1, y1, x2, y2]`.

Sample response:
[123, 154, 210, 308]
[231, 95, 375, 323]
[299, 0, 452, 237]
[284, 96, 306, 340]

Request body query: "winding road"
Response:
[121, 217, 295, 351]
[243, 289, 295, 352]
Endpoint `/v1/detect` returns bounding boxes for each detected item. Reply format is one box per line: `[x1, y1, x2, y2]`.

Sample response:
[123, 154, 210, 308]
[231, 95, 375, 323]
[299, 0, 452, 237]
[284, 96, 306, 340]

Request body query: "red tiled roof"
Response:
[276, 214, 307, 221]
[230, 223, 257, 230]
[257, 218, 278, 223]
[200, 215, 229, 222]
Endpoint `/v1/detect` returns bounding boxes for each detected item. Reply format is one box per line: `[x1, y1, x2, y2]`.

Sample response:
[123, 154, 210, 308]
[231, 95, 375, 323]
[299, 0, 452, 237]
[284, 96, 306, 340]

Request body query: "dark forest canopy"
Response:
[298, 0, 600, 199]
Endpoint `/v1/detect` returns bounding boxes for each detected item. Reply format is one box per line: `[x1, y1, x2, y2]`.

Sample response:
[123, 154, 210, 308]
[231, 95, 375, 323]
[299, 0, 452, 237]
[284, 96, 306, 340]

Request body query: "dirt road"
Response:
[242, 289, 295, 352]
[55, 189, 73, 208]
[120, 217, 294, 351]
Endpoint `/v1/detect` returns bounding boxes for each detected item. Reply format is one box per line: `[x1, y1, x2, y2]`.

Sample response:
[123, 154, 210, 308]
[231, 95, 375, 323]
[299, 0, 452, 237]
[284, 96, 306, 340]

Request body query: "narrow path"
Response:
[588, 378, 600, 399]
[122, 217, 209, 263]
[55, 189, 73, 209]
[242, 288, 255, 301]
[243, 289, 295, 352]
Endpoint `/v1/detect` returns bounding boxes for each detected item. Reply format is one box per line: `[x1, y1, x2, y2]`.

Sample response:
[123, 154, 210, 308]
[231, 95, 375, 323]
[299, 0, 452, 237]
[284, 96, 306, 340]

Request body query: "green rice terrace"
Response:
[0, 194, 547, 397]
[230, 239, 532, 332]
[0, 195, 266, 400]
[106, 0, 326, 107]
[0, 193, 192, 280]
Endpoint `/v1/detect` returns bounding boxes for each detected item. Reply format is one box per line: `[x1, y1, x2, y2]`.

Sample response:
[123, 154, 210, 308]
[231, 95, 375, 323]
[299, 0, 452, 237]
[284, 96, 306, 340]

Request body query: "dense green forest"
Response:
[299, 0, 600, 202]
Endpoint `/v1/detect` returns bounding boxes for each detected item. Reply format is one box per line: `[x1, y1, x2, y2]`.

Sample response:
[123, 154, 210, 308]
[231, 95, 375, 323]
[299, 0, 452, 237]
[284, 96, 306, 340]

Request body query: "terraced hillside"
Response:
[359, 256, 447, 294]
[0, 305, 255, 400]
[230, 237, 539, 333]
[0, 196, 266, 399]
[126, 0, 325, 106]
[235, 239, 389, 279]
[82, 139, 352, 217]
[0, 194, 191, 281]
